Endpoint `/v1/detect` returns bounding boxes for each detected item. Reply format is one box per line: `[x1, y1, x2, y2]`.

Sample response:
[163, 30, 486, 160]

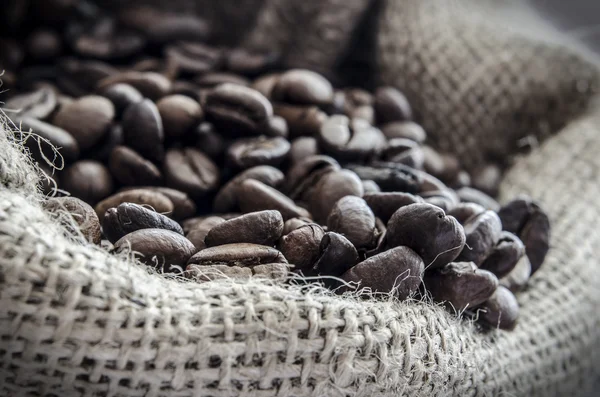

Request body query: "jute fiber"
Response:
[1, 0, 600, 396]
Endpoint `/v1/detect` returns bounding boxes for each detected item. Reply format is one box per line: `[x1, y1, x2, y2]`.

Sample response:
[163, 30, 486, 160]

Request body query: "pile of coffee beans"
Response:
[1, 2, 550, 330]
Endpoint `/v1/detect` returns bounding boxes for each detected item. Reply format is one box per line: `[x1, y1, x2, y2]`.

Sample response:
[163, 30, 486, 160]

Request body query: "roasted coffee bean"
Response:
[418, 170, 449, 193]
[97, 71, 171, 100]
[109, 146, 162, 186]
[456, 187, 500, 212]
[285, 155, 340, 199]
[380, 121, 426, 143]
[163, 147, 220, 199]
[44, 196, 102, 244]
[166, 42, 223, 74]
[364, 192, 424, 223]
[271, 69, 334, 107]
[186, 216, 226, 251]
[187, 243, 287, 267]
[226, 48, 279, 77]
[69, 18, 145, 60]
[420, 189, 460, 213]
[519, 203, 550, 274]
[5, 87, 57, 120]
[288, 137, 319, 166]
[170, 80, 202, 101]
[318, 115, 386, 161]
[341, 246, 424, 299]
[422, 146, 461, 185]
[312, 232, 359, 277]
[57, 58, 119, 95]
[387, 203, 465, 269]
[374, 86, 412, 123]
[94, 188, 173, 219]
[499, 255, 532, 292]
[471, 163, 502, 198]
[456, 210, 503, 266]
[98, 83, 143, 117]
[308, 169, 364, 223]
[361, 180, 381, 194]
[204, 83, 273, 136]
[133, 187, 196, 221]
[282, 217, 315, 235]
[103, 202, 184, 244]
[205, 210, 284, 247]
[498, 197, 532, 234]
[265, 115, 288, 138]
[114, 228, 195, 270]
[346, 162, 421, 194]
[227, 136, 290, 169]
[145, 14, 209, 43]
[447, 202, 486, 225]
[52, 95, 115, 151]
[381, 138, 424, 169]
[278, 223, 325, 272]
[86, 124, 124, 162]
[477, 286, 519, 330]
[190, 122, 226, 160]
[327, 196, 376, 250]
[122, 99, 164, 162]
[480, 232, 525, 278]
[156, 95, 203, 139]
[236, 179, 311, 220]
[195, 72, 251, 88]
[61, 160, 114, 205]
[252, 73, 280, 99]
[19, 116, 80, 163]
[273, 104, 327, 138]
[425, 261, 498, 311]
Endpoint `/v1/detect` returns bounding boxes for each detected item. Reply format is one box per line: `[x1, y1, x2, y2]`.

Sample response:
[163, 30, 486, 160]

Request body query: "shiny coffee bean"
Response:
[311, 232, 359, 277]
[190, 122, 226, 160]
[94, 188, 173, 219]
[387, 203, 465, 269]
[364, 192, 424, 223]
[98, 83, 143, 117]
[163, 147, 220, 199]
[374, 86, 412, 123]
[186, 216, 226, 251]
[289, 137, 319, 166]
[477, 286, 519, 330]
[252, 73, 280, 99]
[285, 155, 341, 199]
[61, 160, 114, 205]
[145, 13, 209, 43]
[205, 210, 284, 247]
[19, 116, 80, 163]
[227, 136, 290, 169]
[456, 187, 500, 212]
[236, 179, 311, 221]
[271, 69, 334, 107]
[5, 87, 57, 120]
[109, 146, 162, 186]
[519, 203, 550, 275]
[122, 99, 165, 162]
[480, 232, 525, 278]
[499, 255, 532, 292]
[319, 115, 386, 161]
[346, 162, 421, 194]
[278, 224, 325, 272]
[456, 210, 503, 266]
[103, 202, 184, 244]
[308, 169, 364, 224]
[273, 104, 327, 138]
[44, 196, 102, 245]
[447, 202, 486, 225]
[187, 243, 287, 267]
[156, 95, 203, 139]
[327, 196, 376, 250]
[380, 121, 426, 143]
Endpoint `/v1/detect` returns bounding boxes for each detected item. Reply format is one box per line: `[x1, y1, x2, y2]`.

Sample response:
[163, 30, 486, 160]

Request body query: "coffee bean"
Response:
[86, 124, 124, 162]
[499, 255, 532, 292]
[387, 203, 465, 269]
[273, 104, 327, 138]
[5, 87, 57, 120]
[420, 189, 460, 213]
[456, 210, 503, 266]
[471, 163, 502, 198]
[226, 48, 279, 77]
[52, 95, 115, 151]
[165, 42, 223, 74]
[109, 146, 162, 186]
[374, 86, 412, 123]
[44, 196, 101, 245]
[346, 162, 421, 194]
[205, 83, 273, 136]
[69, 18, 145, 60]
[195, 72, 250, 89]
[187, 243, 287, 267]
[188, 122, 226, 160]
[19, 116, 80, 163]
[447, 202, 487, 225]
[61, 160, 114, 205]
[361, 180, 381, 194]
[422, 146, 461, 185]
[327, 196, 376, 250]
[162, 147, 219, 199]
[265, 115, 289, 138]
[114, 228, 195, 271]
[227, 136, 290, 169]
[341, 246, 424, 299]
[498, 197, 532, 234]
[103, 202, 184, 244]
[251, 73, 280, 99]
[134, 187, 197, 221]
[312, 232, 359, 277]
[98, 83, 143, 117]
[282, 217, 314, 235]
[318, 115, 386, 161]
[477, 286, 519, 330]
[271, 69, 334, 106]
[26, 29, 62, 61]
[236, 179, 311, 221]
[156, 95, 203, 139]
[425, 261, 498, 311]
[94, 188, 173, 219]
[308, 169, 364, 224]
[97, 71, 171, 100]
[363, 192, 424, 223]
[480, 232, 525, 278]
[456, 187, 500, 212]
[381, 138, 424, 169]
[519, 203, 550, 275]
[186, 216, 226, 251]
[205, 210, 284, 247]
[380, 121, 426, 143]
[418, 170, 449, 193]
[285, 155, 340, 200]
[58, 58, 119, 96]
[122, 99, 164, 162]
[278, 223, 325, 272]
[146, 14, 209, 44]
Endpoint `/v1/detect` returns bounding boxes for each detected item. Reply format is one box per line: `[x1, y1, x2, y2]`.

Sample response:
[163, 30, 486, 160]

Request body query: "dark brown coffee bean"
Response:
[156, 95, 203, 139]
[252, 73, 280, 99]
[477, 286, 519, 330]
[205, 83, 273, 136]
[44, 196, 101, 245]
[103, 202, 184, 244]
[319, 115, 386, 161]
[226, 48, 279, 77]
[387, 203, 465, 269]
[422, 146, 461, 185]
[282, 217, 313, 235]
[237, 179, 311, 221]
[456, 187, 500, 212]
[265, 115, 289, 138]
[287, 137, 319, 166]
[346, 162, 421, 194]
[361, 180, 381, 194]
[166, 42, 223, 74]
[480, 232, 525, 278]
[278, 223, 325, 272]
[187, 243, 287, 267]
[453, 171, 472, 189]
[97, 71, 171, 101]
[273, 104, 327, 138]
[327, 196, 376, 250]
[205, 210, 284, 247]
[271, 69, 334, 107]
[122, 99, 164, 162]
[418, 171, 449, 194]
[364, 192, 424, 223]
[456, 210, 503, 266]
[447, 203, 486, 225]
[374, 86, 412, 123]
[189, 122, 226, 160]
[5, 87, 57, 120]
[227, 136, 290, 169]
[19, 116, 80, 163]
[308, 169, 364, 224]
[57, 58, 119, 96]
[380, 121, 426, 143]
[471, 163, 502, 198]
[311, 232, 359, 277]
[285, 155, 340, 199]
[185, 216, 226, 251]
[69, 18, 145, 60]
[497, 197, 532, 234]
[341, 246, 424, 299]
[195, 72, 250, 89]
[381, 138, 424, 169]
[109, 146, 162, 186]
[146, 14, 209, 43]
[114, 228, 195, 271]
[86, 124, 124, 162]
[94, 189, 173, 219]
[519, 204, 550, 275]
[213, 166, 284, 213]
[52, 95, 115, 151]
[499, 255, 532, 292]
[131, 187, 196, 221]
[420, 189, 460, 213]
[98, 83, 143, 117]
[425, 262, 498, 311]
[61, 160, 114, 205]
[163, 147, 220, 199]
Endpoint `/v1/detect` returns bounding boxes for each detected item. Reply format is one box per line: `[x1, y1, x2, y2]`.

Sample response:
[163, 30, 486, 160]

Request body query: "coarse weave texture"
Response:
[1, 1, 600, 396]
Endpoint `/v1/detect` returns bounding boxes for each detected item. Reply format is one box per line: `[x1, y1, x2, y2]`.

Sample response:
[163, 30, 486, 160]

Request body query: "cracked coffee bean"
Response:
[227, 136, 290, 170]
[186, 216, 226, 251]
[271, 69, 334, 107]
[312, 232, 359, 277]
[237, 179, 311, 221]
[109, 146, 162, 186]
[61, 160, 114, 205]
[122, 99, 165, 163]
[363, 192, 424, 223]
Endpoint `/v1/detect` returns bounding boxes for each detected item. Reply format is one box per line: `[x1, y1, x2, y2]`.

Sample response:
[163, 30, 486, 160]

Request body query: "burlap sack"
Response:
[1, 1, 599, 396]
